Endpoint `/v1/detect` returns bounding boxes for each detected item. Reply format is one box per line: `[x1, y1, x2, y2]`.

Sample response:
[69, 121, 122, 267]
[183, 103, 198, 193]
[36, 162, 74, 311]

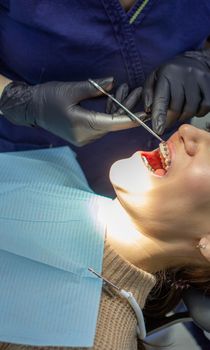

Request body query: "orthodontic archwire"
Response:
[88, 267, 147, 340]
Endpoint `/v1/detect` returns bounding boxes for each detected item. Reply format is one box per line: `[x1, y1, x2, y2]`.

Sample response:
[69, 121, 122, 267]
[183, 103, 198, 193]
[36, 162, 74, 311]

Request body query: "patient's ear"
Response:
[197, 234, 210, 262]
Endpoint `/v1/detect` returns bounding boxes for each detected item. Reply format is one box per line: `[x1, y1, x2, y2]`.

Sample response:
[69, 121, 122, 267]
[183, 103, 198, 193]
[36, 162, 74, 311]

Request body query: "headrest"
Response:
[183, 287, 210, 332]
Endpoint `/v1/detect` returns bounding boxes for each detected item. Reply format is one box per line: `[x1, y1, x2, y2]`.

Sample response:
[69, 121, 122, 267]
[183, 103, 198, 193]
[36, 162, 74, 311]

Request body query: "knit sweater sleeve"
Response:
[0, 240, 156, 350]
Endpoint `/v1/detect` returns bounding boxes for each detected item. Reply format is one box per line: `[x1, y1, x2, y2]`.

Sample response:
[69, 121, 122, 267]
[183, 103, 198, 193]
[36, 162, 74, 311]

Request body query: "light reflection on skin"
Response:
[109, 124, 210, 240]
[102, 124, 210, 272]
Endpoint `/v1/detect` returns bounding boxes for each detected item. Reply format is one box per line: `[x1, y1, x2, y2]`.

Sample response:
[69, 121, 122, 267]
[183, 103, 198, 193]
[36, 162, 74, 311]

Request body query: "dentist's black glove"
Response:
[0, 78, 142, 146]
[143, 49, 210, 135]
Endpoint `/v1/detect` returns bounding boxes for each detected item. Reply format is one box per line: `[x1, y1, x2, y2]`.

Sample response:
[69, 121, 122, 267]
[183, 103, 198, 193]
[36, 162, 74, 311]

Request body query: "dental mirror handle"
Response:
[88, 79, 164, 143]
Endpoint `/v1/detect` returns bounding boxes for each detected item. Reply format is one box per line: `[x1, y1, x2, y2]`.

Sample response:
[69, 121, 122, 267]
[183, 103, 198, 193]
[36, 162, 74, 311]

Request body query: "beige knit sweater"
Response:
[0, 240, 156, 350]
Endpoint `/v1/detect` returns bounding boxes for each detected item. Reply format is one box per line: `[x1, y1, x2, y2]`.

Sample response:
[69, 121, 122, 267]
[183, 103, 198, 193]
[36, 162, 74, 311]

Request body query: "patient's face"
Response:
[110, 124, 210, 239]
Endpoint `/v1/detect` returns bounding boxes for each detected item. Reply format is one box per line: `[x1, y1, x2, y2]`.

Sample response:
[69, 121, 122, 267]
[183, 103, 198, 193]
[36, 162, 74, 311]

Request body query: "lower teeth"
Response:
[142, 156, 155, 173]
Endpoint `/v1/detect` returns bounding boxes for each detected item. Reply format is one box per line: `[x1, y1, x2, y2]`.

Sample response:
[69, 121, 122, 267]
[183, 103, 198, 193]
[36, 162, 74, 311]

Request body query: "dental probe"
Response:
[88, 79, 164, 143]
[88, 267, 146, 340]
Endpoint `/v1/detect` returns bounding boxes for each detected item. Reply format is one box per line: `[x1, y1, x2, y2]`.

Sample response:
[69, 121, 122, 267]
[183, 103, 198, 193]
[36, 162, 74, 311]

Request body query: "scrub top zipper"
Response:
[101, 0, 153, 87]
[129, 0, 150, 24]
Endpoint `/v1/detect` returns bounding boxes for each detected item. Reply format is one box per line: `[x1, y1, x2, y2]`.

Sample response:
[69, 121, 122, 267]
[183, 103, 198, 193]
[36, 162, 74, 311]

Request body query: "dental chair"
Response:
[145, 287, 210, 336]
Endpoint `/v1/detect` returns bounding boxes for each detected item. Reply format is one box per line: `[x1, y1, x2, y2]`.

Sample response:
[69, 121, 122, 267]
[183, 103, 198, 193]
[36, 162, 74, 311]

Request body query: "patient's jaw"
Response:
[109, 124, 210, 247]
[106, 125, 210, 272]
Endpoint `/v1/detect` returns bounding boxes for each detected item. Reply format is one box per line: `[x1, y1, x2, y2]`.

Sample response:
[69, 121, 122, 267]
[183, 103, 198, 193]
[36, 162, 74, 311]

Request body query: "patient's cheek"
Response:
[184, 166, 210, 196]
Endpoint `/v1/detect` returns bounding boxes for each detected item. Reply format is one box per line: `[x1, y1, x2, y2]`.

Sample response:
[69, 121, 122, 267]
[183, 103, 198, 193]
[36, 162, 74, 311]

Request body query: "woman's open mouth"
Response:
[140, 142, 171, 176]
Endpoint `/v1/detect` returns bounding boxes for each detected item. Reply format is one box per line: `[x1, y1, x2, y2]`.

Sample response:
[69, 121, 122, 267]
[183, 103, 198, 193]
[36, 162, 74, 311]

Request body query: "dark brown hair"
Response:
[137, 265, 210, 349]
[145, 265, 210, 316]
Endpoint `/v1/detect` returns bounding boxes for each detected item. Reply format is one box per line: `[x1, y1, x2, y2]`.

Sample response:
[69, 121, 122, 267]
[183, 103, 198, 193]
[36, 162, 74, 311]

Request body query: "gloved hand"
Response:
[0, 78, 142, 146]
[143, 49, 210, 135]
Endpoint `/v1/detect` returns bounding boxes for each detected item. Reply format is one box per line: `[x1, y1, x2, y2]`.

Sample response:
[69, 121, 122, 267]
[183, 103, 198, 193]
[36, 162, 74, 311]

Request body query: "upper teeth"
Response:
[159, 142, 171, 170]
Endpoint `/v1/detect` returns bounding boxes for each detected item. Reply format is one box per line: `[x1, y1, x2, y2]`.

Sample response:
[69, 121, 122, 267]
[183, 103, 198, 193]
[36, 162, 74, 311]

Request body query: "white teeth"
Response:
[141, 156, 155, 173]
[141, 142, 171, 175]
[142, 155, 148, 166]
[159, 142, 169, 156]
[159, 142, 171, 170]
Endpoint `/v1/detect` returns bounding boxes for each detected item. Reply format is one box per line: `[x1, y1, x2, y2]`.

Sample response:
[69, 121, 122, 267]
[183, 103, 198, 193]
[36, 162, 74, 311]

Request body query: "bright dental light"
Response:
[109, 151, 154, 207]
[98, 197, 142, 245]
[97, 153, 155, 246]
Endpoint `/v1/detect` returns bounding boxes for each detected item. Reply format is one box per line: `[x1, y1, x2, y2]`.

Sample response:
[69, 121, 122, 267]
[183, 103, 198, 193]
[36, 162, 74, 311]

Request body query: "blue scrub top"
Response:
[1, 0, 210, 195]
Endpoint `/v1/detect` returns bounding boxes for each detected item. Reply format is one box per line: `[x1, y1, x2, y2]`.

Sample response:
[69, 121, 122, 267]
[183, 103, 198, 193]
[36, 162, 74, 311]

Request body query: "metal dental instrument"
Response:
[88, 267, 146, 339]
[88, 267, 120, 291]
[88, 79, 164, 143]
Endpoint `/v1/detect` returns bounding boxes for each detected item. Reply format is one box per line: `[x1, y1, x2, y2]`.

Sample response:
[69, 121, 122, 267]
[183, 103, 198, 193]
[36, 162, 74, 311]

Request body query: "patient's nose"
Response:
[178, 124, 200, 156]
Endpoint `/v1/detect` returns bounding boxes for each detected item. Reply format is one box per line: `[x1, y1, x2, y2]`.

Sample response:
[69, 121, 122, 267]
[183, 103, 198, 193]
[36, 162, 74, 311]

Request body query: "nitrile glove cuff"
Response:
[184, 48, 210, 70]
[0, 81, 36, 127]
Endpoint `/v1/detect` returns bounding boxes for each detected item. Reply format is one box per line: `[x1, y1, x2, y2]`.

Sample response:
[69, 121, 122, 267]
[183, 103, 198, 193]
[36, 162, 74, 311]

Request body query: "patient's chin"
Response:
[112, 151, 156, 190]
[109, 158, 129, 192]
